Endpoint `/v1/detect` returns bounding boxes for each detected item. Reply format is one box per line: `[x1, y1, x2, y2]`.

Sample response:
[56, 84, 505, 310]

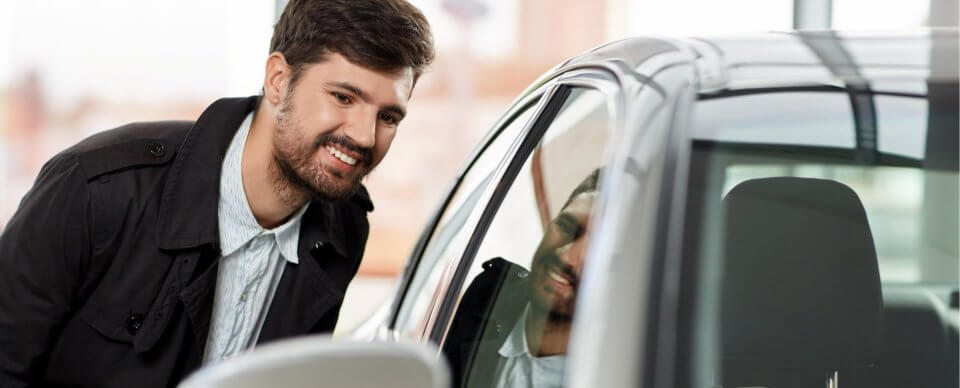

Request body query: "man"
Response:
[0, 1, 433, 387]
[443, 171, 599, 388]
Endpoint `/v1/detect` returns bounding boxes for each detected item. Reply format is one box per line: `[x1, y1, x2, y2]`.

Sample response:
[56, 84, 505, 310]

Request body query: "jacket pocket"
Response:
[79, 305, 137, 344]
[76, 253, 183, 351]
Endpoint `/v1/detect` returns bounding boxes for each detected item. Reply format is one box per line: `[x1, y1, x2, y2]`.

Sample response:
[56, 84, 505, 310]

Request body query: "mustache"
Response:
[315, 134, 373, 166]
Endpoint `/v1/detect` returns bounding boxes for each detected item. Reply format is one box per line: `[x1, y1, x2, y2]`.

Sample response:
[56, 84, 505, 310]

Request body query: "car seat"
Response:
[719, 177, 883, 388]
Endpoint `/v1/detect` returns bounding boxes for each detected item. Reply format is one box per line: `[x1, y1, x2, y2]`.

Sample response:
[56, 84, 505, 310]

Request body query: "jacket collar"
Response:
[156, 96, 373, 259]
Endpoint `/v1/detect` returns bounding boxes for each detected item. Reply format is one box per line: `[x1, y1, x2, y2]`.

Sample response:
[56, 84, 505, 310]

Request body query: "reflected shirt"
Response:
[495, 307, 565, 388]
[203, 112, 308, 364]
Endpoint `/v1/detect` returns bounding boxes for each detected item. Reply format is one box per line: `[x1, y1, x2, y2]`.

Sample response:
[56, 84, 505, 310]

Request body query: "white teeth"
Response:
[326, 146, 357, 166]
[547, 269, 570, 286]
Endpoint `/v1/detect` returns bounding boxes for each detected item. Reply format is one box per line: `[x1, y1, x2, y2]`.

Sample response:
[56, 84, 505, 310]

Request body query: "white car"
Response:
[183, 29, 959, 388]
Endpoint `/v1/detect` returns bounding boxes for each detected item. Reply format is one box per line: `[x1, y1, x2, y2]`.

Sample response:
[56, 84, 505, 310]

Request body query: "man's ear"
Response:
[264, 52, 290, 107]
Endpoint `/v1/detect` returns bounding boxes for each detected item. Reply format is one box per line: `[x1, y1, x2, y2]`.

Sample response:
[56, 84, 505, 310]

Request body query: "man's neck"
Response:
[242, 104, 308, 229]
[524, 308, 571, 357]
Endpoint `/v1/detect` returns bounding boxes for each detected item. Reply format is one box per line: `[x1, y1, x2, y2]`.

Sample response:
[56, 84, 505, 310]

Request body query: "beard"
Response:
[271, 93, 374, 203]
[528, 251, 578, 322]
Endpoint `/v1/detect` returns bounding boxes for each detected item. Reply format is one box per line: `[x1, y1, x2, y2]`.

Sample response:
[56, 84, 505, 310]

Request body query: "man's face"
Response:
[529, 191, 596, 321]
[273, 52, 414, 200]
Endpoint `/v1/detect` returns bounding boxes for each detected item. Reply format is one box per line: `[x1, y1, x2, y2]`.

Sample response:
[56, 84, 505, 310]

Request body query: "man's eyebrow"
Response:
[554, 213, 581, 238]
[329, 81, 366, 98]
[328, 81, 406, 119]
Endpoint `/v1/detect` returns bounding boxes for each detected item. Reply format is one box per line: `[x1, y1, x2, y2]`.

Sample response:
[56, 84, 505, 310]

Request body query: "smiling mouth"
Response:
[546, 267, 576, 287]
[325, 145, 358, 166]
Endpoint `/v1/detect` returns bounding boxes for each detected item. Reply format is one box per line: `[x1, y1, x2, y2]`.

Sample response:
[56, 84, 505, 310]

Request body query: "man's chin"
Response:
[307, 171, 366, 200]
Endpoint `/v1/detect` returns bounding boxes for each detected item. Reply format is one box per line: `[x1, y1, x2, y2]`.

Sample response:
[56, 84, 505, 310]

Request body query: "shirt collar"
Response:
[218, 112, 306, 263]
[273, 205, 308, 264]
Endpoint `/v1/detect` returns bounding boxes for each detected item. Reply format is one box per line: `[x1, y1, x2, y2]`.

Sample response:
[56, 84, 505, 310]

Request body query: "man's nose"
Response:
[556, 239, 585, 272]
[343, 109, 377, 149]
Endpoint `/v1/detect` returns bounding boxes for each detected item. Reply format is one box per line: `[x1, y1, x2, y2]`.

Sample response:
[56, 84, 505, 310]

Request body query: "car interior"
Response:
[677, 79, 960, 388]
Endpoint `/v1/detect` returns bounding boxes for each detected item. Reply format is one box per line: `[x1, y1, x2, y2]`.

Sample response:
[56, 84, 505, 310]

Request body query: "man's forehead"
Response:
[562, 191, 597, 216]
[301, 53, 415, 102]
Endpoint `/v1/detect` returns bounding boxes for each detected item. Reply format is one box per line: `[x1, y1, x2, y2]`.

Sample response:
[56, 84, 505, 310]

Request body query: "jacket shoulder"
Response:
[66, 120, 194, 180]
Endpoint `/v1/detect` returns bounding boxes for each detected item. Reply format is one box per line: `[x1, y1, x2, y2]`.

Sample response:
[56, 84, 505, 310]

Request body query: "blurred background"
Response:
[0, 0, 954, 333]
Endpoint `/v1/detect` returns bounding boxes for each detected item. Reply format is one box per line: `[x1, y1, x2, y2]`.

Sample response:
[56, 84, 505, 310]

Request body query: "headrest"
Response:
[720, 177, 883, 372]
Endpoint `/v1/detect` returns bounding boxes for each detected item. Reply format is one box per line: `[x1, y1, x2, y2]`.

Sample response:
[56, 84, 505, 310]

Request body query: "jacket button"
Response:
[314, 241, 324, 250]
[127, 313, 145, 334]
[517, 270, 529, 278]
[149, 142, 166, 158]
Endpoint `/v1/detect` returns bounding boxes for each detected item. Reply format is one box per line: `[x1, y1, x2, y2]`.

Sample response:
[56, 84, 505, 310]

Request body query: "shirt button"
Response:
[240, 292, 248, 302]
[127, 313, 145, 334]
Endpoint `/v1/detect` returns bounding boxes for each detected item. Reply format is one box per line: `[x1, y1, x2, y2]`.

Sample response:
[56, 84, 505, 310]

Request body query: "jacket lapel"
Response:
[257, 200, 365, 342]
[178, 248, 220, 346]
[156, 96, 260, 250]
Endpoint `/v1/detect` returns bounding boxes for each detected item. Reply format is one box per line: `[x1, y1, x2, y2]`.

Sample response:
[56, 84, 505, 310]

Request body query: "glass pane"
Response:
[876, 94, 928, 159]
[442, 87, 611, 388]
[693, 92, 856, 148]
[682, 87, 959, 388]
[393, 100, 539, 340]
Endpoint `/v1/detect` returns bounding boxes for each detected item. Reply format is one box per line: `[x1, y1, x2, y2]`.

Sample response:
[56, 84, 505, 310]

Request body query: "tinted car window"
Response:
[441, 87, 612, 388]
[393, 99, 540, 340]
[682, 83, 958, 388]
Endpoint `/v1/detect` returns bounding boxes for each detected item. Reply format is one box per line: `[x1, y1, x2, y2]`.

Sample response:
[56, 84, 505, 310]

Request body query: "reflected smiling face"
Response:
[529, 191, 596, 321]
[272, 52, 414, 200]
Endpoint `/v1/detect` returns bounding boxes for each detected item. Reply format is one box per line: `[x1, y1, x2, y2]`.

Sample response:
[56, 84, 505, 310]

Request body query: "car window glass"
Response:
[693, 91, 856, 148]
[393, 100, 539, 340]
[875, 94, 928, 159]
[681, 84, 958, 388]
[441, 87, 612, 388]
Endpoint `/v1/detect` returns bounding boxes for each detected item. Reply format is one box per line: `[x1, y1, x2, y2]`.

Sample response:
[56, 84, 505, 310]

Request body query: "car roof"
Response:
[555, 29, 958, 93]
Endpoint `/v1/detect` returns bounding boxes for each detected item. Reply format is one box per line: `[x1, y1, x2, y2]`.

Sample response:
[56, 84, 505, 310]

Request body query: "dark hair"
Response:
[562, 168, 601, 209]
[271, 0, 435, 86]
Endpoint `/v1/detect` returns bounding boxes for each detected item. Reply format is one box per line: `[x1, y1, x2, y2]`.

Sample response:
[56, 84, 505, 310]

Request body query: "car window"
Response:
[680, 83, 958, 388]
[693, 91, 856, 148]
[392, 98, 540, 341]
[440, 87, 613, 388]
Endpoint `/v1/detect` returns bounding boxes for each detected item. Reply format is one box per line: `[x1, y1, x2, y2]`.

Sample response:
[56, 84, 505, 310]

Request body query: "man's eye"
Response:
[379, 113, 397, 125]
[554, 214, 581, 239]
[332, 92, 352, 104]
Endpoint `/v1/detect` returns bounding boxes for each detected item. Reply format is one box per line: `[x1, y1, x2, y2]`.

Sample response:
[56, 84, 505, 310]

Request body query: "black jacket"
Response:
[442, 257, 530, 388]
[0, 96, 373, 388]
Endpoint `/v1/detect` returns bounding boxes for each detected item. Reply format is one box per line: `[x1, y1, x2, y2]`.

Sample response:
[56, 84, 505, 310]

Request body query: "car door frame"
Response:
[383, 82, 554, 340]
[422, 68, 627, 346]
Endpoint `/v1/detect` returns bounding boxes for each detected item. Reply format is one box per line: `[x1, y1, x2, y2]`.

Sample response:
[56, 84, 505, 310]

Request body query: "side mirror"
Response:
[178, 336, 449, 388]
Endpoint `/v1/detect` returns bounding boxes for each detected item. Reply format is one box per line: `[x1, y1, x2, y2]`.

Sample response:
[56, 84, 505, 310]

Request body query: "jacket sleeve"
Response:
[0, 151, 92, 387]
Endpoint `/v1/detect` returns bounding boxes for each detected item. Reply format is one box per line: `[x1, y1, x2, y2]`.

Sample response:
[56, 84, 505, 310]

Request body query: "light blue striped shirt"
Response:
[203, 112, 308, 364]
[496, 307, 565, 388]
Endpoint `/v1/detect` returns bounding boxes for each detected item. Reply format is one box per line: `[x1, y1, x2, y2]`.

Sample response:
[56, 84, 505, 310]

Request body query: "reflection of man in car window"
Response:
[443, 170, 599, 388]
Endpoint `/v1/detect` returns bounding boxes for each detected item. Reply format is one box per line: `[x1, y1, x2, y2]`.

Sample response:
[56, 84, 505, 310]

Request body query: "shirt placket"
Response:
[225, 234, 272, 357]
